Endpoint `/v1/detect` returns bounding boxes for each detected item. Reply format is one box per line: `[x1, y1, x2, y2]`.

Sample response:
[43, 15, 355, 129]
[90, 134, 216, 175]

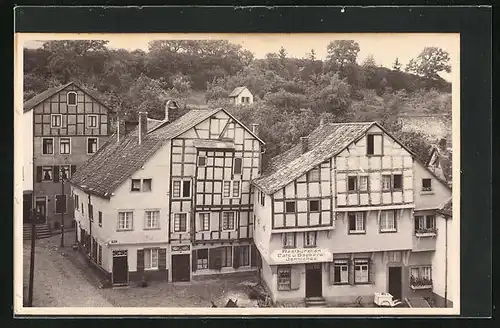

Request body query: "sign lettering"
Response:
[271, 248, 333, 264]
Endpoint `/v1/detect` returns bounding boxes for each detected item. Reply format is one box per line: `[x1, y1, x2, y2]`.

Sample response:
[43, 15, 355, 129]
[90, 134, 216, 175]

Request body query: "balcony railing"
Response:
[410, 276, 433, 290]
[415, 228, 437, 237]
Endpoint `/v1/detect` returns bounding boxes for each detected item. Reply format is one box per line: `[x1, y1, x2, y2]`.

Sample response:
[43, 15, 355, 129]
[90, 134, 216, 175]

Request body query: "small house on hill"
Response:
[228, 86, 253, 105]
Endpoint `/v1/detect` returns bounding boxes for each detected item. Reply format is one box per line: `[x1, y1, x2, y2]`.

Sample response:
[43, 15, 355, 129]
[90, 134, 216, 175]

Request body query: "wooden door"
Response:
[388, 266, 402, 300]
[112, 251, 129, 285]
[172, 254, 191, 282]
[305, 263, 322, 298]
[35, 197, 46, 224]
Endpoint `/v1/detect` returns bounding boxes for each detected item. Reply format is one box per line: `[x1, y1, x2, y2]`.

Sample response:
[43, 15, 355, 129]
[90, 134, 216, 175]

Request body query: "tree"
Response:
[306, 49, 316, 61]
[362, 54, 376, 68]
[278, 46, 287, 62]
[393, 58, 402, 71]
[405, 47, 451, 80]
[326, 40, 360, 70]
[169, 73, 192, 108]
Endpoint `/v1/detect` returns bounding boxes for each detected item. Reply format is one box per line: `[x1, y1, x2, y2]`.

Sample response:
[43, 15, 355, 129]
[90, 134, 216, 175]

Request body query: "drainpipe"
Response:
[88, 193, 92, 257]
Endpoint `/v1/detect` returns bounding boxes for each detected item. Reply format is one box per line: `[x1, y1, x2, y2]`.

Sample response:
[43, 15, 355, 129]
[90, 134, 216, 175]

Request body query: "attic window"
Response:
[67, 92, 77, 106]
[422, 178, 432, 191]
[131, 179, 141, 192]
[367, 133, 383, 156]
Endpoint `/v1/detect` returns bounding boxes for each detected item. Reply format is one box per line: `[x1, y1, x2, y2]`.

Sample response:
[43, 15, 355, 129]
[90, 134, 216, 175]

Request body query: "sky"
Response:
[22, 33, 459, 81]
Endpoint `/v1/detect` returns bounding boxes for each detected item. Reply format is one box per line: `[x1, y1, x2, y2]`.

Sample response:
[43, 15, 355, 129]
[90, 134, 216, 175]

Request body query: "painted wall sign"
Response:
[172, 245, 190, 252]
[270, 248, 333, 264]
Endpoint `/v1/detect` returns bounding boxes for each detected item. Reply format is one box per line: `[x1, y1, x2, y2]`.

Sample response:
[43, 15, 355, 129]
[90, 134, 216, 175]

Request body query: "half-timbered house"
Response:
[23, 82, 111, 231]
[252, 121, 452, 307]
[69, 104, 264, 285]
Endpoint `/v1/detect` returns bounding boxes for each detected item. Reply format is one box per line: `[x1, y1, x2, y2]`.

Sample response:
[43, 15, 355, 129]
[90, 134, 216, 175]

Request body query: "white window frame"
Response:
[50, 114, 62, 128]
[86, 137, 99, 154]
[222, 180, 241, 199]
[382, 174, 392, 191]
[304, 231, 317, 247]
[354, 259, 370, 284]
[59, 137, 71, 155]
[348, 212, 366, 234]
[87, 114, 98, 128]
[66, 91, 77, 106]
[117, 211, 133, 231]
[198, 212, 210, 231]
[359, 175, 369, 192]
[41, 166, 53, 182]
[222, 211, 236, 231]
[172, 179, 192, 199]
[173, 212, 188, 232]
[283, 232, 296, 248]
[144, 210, 160, 229]
[144, 248, 159, 270]
[142, 178, 152, 192]
[333, 259, 349, 284]
[347, 175, 358, 192]
[60, 165, 71, 180]
[380, 210, 397, 232]
[196, 248, 209, 270]
[41, 137, 54, 155]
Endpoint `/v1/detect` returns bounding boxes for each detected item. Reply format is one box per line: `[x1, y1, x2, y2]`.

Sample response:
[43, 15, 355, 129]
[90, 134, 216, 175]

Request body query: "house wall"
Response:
[413, 161, 451, 210]
[23, 110, 33, 192]
[233, 88, 254, 105]
[432, 214, 453, 307]
[253, 190, 272, 262]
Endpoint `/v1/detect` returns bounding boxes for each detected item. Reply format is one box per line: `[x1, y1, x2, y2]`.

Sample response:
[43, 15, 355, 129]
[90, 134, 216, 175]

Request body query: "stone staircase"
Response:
[23, 223, 52, 240]
[305, 296, 327, 308]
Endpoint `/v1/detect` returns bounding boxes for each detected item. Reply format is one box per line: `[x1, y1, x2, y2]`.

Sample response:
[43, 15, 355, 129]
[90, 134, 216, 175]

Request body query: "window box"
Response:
[410, 277, 433, 290]
[415, 229, 437, 237]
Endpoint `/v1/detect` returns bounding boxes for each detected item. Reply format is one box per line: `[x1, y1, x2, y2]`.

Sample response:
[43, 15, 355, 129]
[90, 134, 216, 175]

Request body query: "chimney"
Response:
[138, 111, 148, 145]
[300, 136, 309, 153]
[116, 115, 126, 144]
[252, 123, 259, 136]
[165, 100, 180, 122]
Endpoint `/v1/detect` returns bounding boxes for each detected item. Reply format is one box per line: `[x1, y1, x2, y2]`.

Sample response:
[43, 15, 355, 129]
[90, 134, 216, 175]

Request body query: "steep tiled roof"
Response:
[438, 197, 453, 217]
[427, 144, 453, 187]
[253, 122, 374, 194]
[69, 108, 222, 198]
[23, 82, 73, 112]
[229, 86, 247, 97]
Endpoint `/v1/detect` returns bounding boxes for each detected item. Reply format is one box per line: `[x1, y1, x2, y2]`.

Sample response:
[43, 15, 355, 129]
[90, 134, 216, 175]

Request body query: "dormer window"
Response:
[367, 133, 383, 156]
[67, 92, 77, 106]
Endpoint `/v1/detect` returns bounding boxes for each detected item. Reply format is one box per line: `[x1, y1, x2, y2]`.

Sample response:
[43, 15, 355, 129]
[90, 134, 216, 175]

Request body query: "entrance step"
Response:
[305, 296, 327, 308]
[23, 224, 52, 240]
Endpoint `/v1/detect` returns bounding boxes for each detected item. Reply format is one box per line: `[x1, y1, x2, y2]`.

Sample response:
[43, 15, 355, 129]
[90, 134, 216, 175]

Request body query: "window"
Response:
[87, 138, 98, 154]
[145, 210, 160, 229]
[285, 201, 296, 213]
[382, 175, 392, 190]
[260, 191, 265, 206]
[410, 266, 433, 287]
[354, 259, 369, 284]
[348, 176, 358, 191]
[131, 179, 141, 192]
[51, 114, 62, 128]
[222, 212, 235, 231]
[348, 212, 366, 233]
[144, 248, 159, 270]
[382, 174, 402, 191]
[393, 174, 402, 189]
[387, 251, 402, 262]
[59, 138, 71, 154]
[199, 213, 210, 231]
[42, 138, 54, 155]
[233, 158, 242, 175]
[277, 266, 291, 291]
[309, 200, 320, 212]
[174, 213, 187, 232]
[42, 166, 53, 181]
[60, 165, 70, 180]
[74, 194, 79, 210]
[118, 212, 133, 230]
[414, 215, 436, 234]
[367, 133, 383, 155]
[81, 203, 84, 214]
[308, 167, 320, 182]
[283, 232, 296, 248]
[380, 210, 397, 232]
[172, 180, 191, 198]
[422, 178, 432, 191]
[239, 245, 250, 267]
[54, 195, 67, 214]
[198, 156, 206, 167]
[142, 179, 152, 192]
[98, 211, 102, 227]
[88, 115, 98, 128]
[98, 245, 102, 265]
[359, 176, 368, 192]
[223, 181, 240, 198]
[197, 249, 209, 270]
[221, 246, 232, 267]
[333, 260, 349, 284]
[67, 91, 77, 106]
[304, 231, 317, 247]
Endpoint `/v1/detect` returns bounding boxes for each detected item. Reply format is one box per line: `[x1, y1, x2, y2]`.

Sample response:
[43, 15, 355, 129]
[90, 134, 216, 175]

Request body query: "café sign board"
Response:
[270, 248, 333, 265]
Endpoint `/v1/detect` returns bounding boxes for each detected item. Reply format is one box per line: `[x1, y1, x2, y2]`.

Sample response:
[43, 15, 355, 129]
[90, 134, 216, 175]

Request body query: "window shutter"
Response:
[53, 165, 60, 182]
[414, 217, 419, 234]
[136, 249, 144, 273]
[290, 267, 301, 290]
[349, 260, 355, 285]
[71, 165, 77, 176]
[369, 259, 376, 284]
[192, 250, 197, 272]
[159, 248, 167, 271]
[329, 263, 335, 285]
[233, 246, 241, 269]
[250, 244, 258, 267]
[36, 166, 42, 183]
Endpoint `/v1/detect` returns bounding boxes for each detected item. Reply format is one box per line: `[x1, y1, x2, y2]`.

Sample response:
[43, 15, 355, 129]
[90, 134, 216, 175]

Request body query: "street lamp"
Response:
[60, 168, 67, 248]
[27, 207, 38, 307]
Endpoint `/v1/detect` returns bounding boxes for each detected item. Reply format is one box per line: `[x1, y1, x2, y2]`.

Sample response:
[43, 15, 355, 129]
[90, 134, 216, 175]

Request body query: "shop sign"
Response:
[270, 248, 333, 264]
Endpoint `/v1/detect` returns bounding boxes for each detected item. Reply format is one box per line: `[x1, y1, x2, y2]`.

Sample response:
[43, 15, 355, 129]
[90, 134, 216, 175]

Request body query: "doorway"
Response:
[23, 193, 33, 223]
[35, 197, 47, 224]
[388, 266, 402, 300]
[305, 263, 322, 298]
[112, 250, 129, 285]
[172, 254, 190, 282]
